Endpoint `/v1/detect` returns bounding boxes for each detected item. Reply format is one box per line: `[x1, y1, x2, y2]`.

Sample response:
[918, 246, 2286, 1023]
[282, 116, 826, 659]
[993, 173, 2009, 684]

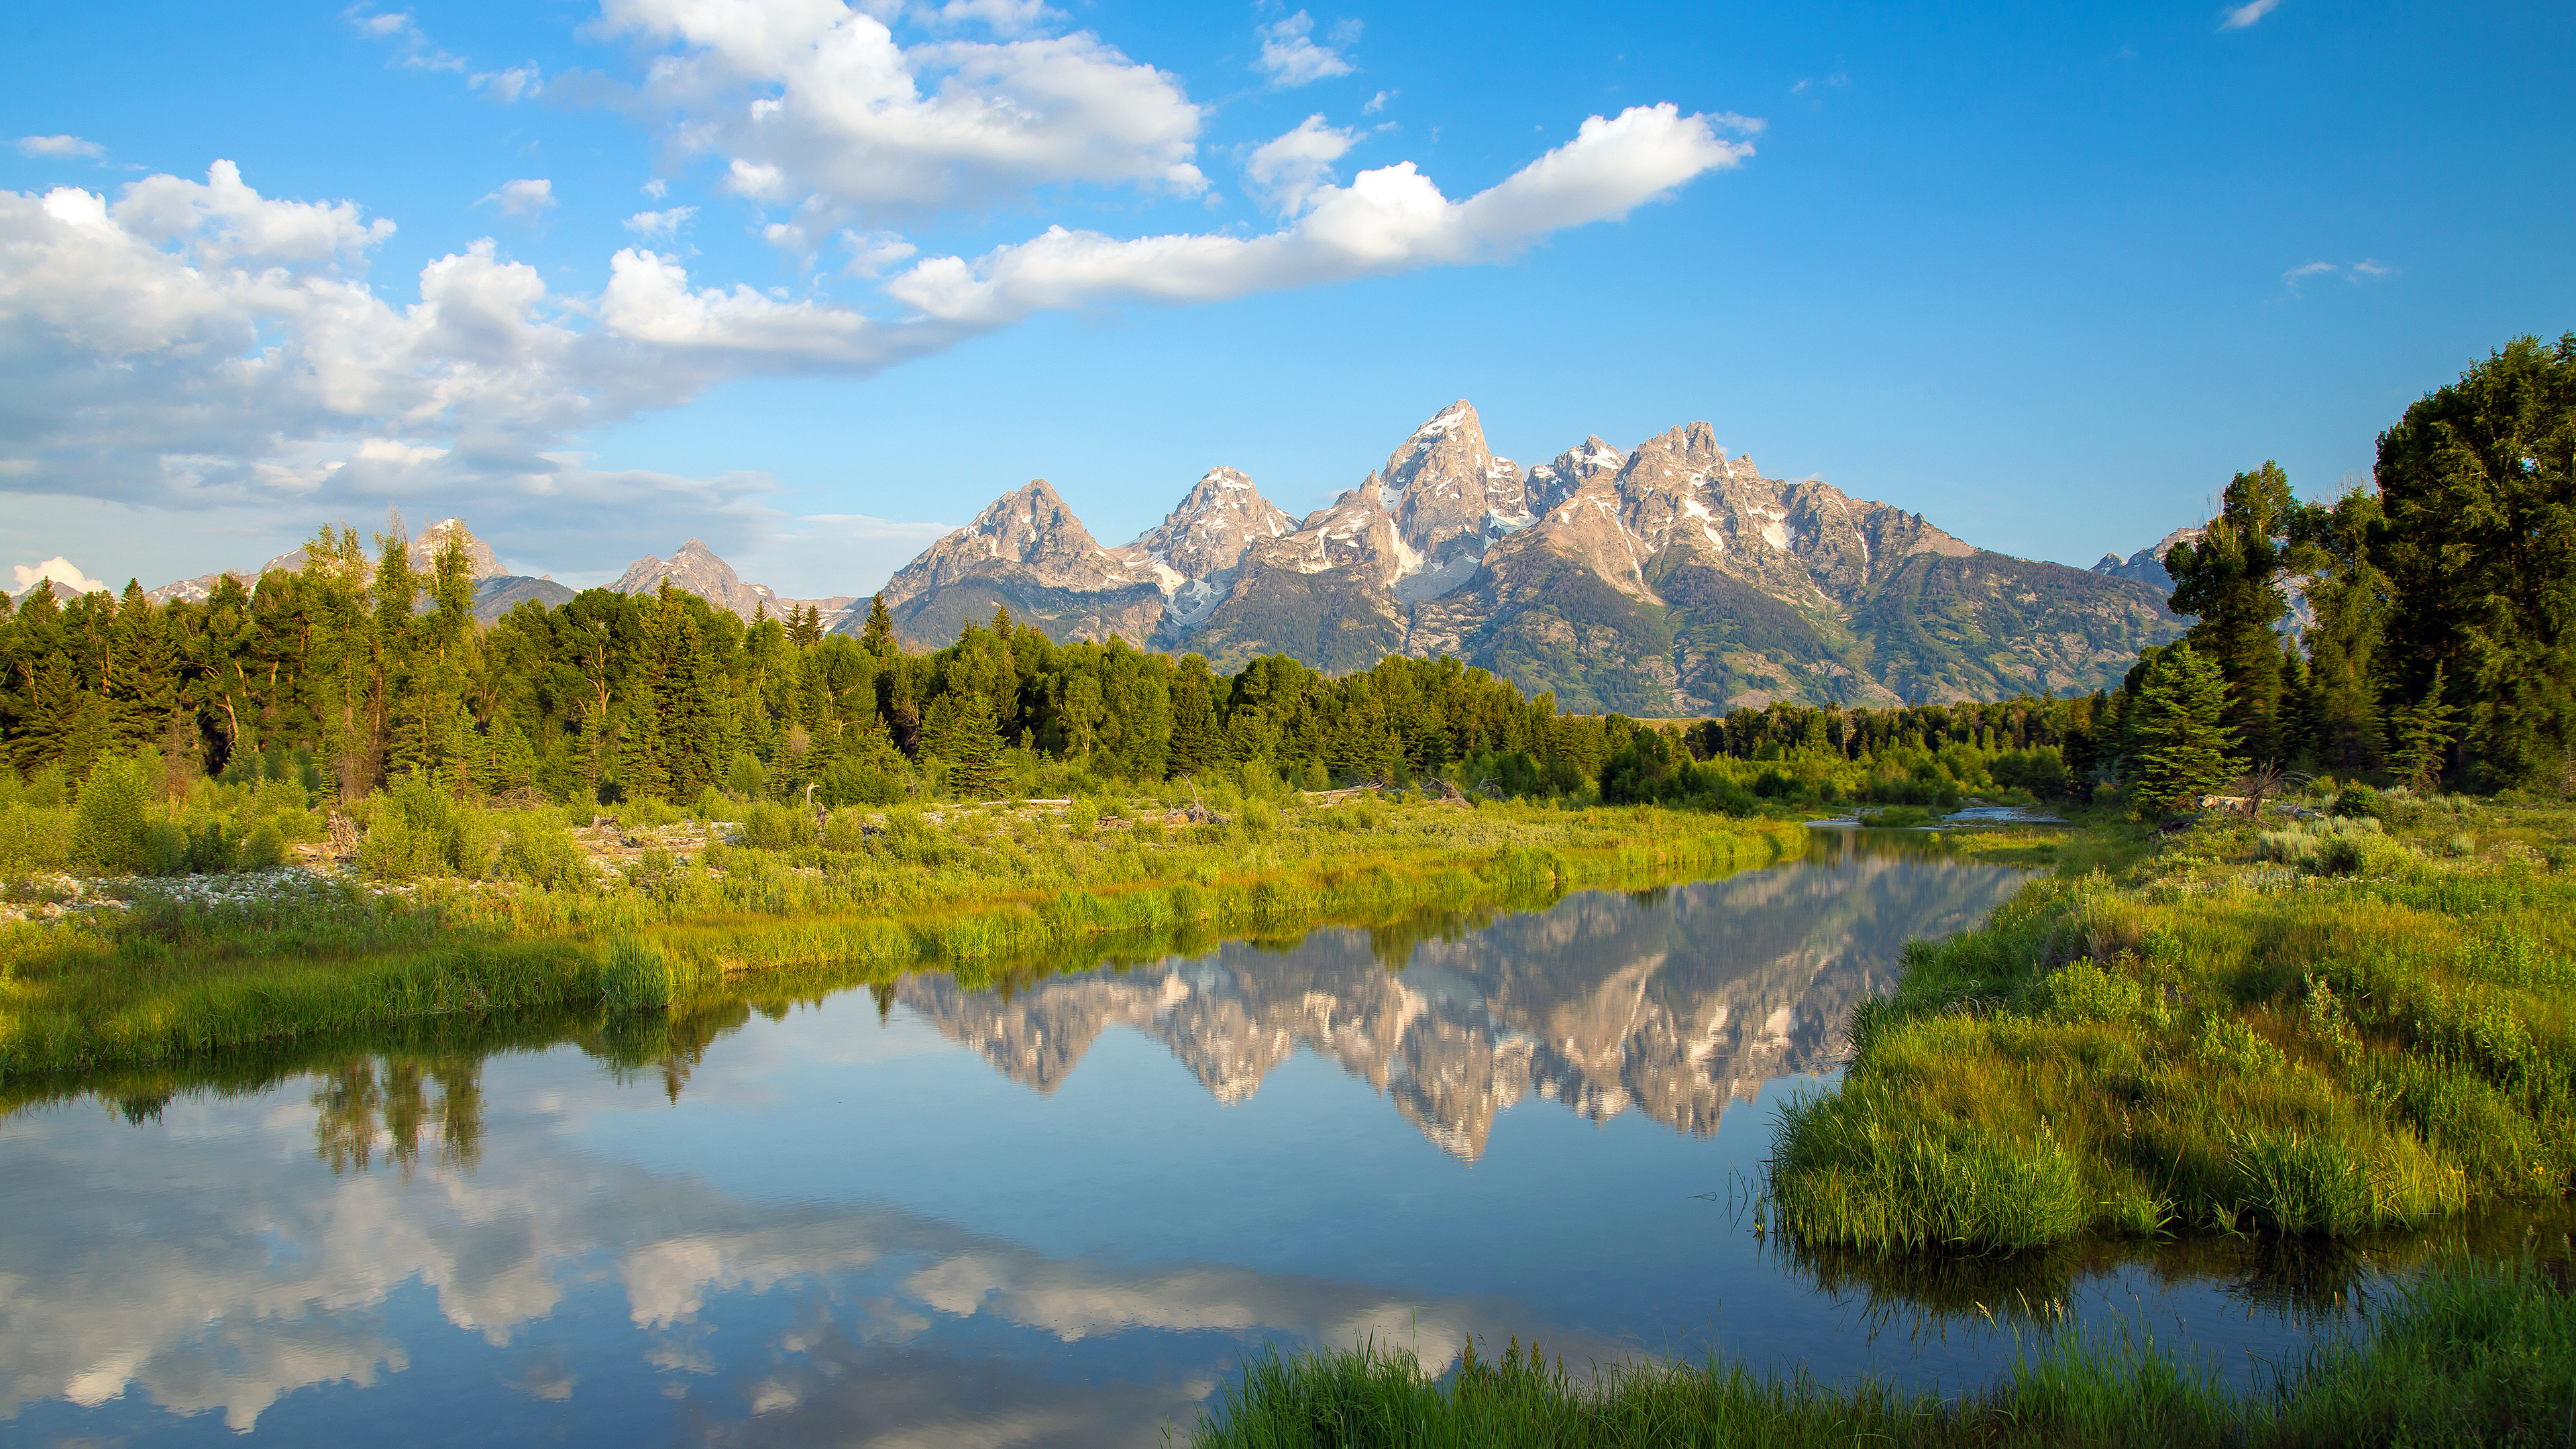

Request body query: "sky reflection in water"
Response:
[0, 835, 2435, 1447]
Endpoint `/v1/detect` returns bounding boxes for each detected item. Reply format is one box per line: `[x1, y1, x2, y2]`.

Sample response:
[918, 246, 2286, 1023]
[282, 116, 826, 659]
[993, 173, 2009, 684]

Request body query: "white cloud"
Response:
[624, 205, 698, 238]
[480, 178, 556, 219]
[15, 135, 103, 160]
[1255, 11, 1353, 87]
[593, 0, 1206, 220]
[470, 63, 543, 103]
[1361, 89, 1392, 116]
[2220, 0, 2283, 29]
[642, 178, 669, 199]
[885, 103, 1753, 326]
[0, 110, 1749, 566]
[840, 229, 919, 276]
[347, 8, 467, 70]
[1244, 115, 1356, 216]
[11, 556, 106, 594]
[2282, 258, 2397, 291]
[0, 164, 924, 547]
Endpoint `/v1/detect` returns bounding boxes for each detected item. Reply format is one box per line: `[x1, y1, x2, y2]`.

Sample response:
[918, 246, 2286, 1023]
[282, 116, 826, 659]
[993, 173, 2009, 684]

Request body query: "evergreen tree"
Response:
[1167, 657, 1222, 777]
[2373, 333, 2576, 788]
[943, 692, 1004, 799]
[2167, 462, 2296, 761]
[72, 755, 154, 872]
[2388, 664, 2464, 794]
[2292, 485, 2390, 773]
[2127, 644, 2241, 822]
[860, 594, 896, 657]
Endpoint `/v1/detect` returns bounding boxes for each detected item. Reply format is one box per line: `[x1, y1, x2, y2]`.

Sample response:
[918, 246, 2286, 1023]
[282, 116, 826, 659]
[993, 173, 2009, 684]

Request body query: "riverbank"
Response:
[1769, 788, 2576, 1250]
[1192, 1254, 2575, 1448]
[0, 795, 1803, 1078]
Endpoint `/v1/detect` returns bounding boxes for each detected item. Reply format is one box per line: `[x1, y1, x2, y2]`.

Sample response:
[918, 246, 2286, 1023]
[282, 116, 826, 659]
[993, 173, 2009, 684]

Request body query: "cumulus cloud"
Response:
[2221, 0, 2283, 29]
[0, 108, 1749, 570]
[885, 103, 1754, 327]
[15, 135, 103, 160]
[1244, 114, 1357, 215]
[592, 0, 1206, 221]
[1255, 11, 1354, 87]
[11, 556, 105, 594]
[623, 205, 698, 238]
[480, 178, 556, 220]
[0, 163, 930, 549]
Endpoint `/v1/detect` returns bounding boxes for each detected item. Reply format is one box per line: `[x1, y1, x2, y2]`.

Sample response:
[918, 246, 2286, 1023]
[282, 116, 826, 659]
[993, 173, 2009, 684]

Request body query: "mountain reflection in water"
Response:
[901, 838, 2006, 1159]
[32, 834, 2373, 1449]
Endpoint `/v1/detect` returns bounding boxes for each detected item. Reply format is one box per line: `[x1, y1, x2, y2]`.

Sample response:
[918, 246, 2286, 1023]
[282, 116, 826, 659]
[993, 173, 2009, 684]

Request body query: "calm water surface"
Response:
[0, 835, 2487, 1446]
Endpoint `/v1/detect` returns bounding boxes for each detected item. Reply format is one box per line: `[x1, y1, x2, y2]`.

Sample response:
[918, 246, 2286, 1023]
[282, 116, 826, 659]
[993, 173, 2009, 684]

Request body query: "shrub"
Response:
[361, 779, 500, 881]
[240, 822, 288, 871]
[72, 757, 155, 873]
[141, 821, 191, 877]
[2332, 784, 2387, 820]
[738, 800, 815, 851]
[0, 804, 72, 874]
[816, 755, 907, 808]
[500, 816, 594, 892]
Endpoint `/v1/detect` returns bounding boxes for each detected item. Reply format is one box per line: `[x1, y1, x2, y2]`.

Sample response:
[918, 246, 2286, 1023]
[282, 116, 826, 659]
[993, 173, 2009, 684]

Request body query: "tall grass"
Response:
[1193, 1256, 2576, 1448]
[1767, 796, 2576, 1251]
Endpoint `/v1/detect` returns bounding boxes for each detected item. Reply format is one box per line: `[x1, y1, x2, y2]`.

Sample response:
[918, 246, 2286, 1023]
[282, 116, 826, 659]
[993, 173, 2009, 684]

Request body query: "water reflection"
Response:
[899, 837, 2012, 1159]
[25, 833, 2437, 1449]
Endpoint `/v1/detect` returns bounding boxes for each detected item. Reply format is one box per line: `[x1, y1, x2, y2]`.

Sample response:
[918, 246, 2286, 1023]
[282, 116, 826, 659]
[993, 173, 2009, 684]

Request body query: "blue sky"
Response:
[3, 0, 2569, 600]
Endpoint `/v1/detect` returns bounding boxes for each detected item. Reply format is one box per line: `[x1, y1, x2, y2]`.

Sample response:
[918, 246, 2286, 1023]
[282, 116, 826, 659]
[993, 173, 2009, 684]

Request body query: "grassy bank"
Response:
[0, 794, 1801, 1079]
[1192, 1255, 2575, 1448]
[1767, 790, 2576, 1251]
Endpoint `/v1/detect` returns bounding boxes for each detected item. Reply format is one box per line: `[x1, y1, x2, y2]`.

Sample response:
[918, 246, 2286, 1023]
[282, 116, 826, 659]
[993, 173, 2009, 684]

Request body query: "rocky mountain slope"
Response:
[610, 539, 855, 624]
[865, 402, 2187, 710]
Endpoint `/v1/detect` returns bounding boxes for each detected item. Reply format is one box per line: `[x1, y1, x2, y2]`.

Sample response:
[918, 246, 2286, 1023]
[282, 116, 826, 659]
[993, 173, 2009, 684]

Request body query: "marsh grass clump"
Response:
[1193, 1257, 2576, 1449]
[1768, 799, 2576, 1252]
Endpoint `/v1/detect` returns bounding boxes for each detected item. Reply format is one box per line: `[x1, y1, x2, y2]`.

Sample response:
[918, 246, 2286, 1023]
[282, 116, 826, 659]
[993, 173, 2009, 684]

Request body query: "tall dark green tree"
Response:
[2127, 643, 2240, 822]
[2166, 462, 2296, 761]
[2373, 333, 2576, 788]
[2292, 485, 2390, 774]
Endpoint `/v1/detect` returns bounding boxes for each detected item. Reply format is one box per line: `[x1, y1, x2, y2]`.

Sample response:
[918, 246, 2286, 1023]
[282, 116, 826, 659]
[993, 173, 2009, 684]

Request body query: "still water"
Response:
[0, 835, 2475, 1446]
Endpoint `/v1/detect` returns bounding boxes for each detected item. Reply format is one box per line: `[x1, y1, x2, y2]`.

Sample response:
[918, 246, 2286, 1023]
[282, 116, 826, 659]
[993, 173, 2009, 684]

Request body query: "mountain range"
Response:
[865, 402, 2185, 711]
[30, 404, 2194, 709]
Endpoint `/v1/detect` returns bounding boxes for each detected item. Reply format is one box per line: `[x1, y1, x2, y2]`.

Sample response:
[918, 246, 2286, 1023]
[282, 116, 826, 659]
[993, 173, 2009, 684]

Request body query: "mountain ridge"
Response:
[860, 401, 2185, 709]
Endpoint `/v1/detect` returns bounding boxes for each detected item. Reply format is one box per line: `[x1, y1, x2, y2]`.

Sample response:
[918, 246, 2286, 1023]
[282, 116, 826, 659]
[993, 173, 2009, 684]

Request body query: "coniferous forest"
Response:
[0, 332, 2567, 849]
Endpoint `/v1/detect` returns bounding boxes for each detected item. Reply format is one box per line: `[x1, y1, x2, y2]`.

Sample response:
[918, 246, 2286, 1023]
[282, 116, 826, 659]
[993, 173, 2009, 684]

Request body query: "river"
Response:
[0, 832, 2508, 1446]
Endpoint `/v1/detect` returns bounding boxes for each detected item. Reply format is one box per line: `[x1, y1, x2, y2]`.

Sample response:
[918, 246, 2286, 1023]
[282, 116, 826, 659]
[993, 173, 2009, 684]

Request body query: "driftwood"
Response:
[323, 811, 361, 859]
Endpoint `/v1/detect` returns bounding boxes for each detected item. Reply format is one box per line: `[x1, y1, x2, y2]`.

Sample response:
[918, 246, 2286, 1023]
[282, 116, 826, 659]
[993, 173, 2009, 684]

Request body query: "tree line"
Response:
[2, 333, 2563, 820]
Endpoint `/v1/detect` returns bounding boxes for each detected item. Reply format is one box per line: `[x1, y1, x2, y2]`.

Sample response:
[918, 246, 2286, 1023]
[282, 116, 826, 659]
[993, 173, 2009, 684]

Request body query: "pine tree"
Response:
[2388, 665, 2464, 794]
[2167, 462, 2296, 761]
[2127, 644, 2241, 822]
[1167, 659, 1222, 777]
[943, 692, 1004, 799]
[861, 594, 896, 657]
[2293, 485, 2390, 773]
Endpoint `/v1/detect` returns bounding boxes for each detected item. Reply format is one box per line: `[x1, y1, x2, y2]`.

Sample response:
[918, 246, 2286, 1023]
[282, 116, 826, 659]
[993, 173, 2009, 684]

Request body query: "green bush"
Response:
[738, 800, 816, 851]
[816, 755, 907, 808]
[72, 757, 155, 873]
[241, 822, 288, 870]
[2332, 784, 2386, 820]
[361, 779, 499, 881]
[141, 820, 190, 877]
[0, 804, 72, 874]
[500, 816, 593, 892]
